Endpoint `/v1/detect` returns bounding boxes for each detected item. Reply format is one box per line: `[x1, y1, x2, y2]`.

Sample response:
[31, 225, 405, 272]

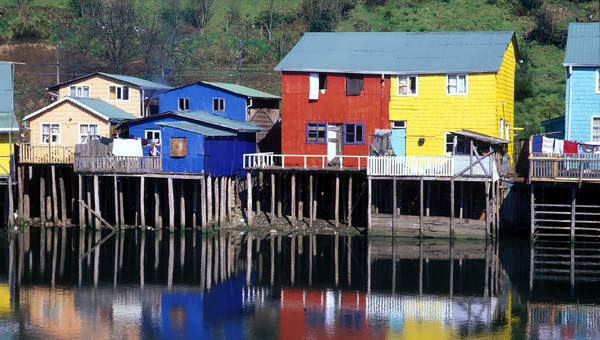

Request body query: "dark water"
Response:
[0, 228, 598, 339]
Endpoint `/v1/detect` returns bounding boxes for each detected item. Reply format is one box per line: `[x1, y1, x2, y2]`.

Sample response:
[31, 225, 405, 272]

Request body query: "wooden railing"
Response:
[74, 155, 161, 174]
[243, 152, 368, 170]
[19, 144, 75, 164]
[529, 153, 600, 181]
[367, 156, 454, 177]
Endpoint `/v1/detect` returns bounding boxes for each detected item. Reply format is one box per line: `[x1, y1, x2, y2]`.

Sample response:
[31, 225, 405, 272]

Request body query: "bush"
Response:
[527, 10, 567, 48]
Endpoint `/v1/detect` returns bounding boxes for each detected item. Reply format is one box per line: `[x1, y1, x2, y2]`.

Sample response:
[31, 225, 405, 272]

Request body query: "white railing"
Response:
[367, 156, 453, 177]
[243, 152, 368, 170]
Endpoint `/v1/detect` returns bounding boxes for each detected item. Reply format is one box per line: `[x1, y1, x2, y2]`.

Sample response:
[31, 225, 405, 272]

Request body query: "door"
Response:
[327, 124, 342, 162]
[391, 125, 406, 157]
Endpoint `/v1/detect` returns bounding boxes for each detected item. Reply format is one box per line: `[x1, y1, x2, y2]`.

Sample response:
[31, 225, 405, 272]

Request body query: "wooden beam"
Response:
[113, 176, 119, 227]
[119, 177, 124, 227]
[247, 173, 253, 225]
[277, 174, 282, 218]
[179, 180, 186, 230]
[78, 175, 83, 228]
[347, 175, 352, 227]
[419, 177, 424, 237]
[24, 166, 30, 219]
[168, 177, 174, 232]
[200, 175, 207, 230]
[459, 181, 464, 219]
[571, 186, 576, 243]
[367, 176, 372, 233]
[450, 179, 455, 239]
[86, 176, 92, 227]
[192, 181, 198, 229]
[270, 173, 275, 218]
[291, 173, 296, 219]
[335, 174, 339, 228]
[426, 181, 431, 217]
[51, 165, 58, 226]
[485, 181, 490, 238]
[392, 176, 396, 237]
[93, 175, 100, 230]
[40, 170, 46, 225]
[17, 166, 23, 217]
[207, 176, 212, 225]
[256, 172, 262, 216]
[214, 176, 220, 225]
[220, 176, 226, 224]
[309, 174, 313, 228]
[140, 176, 145, 229]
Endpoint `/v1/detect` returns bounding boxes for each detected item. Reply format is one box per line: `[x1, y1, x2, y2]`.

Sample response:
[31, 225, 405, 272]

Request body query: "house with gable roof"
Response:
[0, 62, 19, 176]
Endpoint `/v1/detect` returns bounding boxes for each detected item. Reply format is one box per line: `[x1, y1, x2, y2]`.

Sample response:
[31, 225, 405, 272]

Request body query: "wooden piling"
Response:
[168, 177, 174, 232]
[309, 174, 313, 227]
[291, 173, 296, 219]
[426, 181, 431, 217]
[277, 174, 282, 218]
[17, 166, 23, 217]
[367, 176, 372, 232]
[113, 176, 119, 227]
[450, 179, 455, 238]
[347, 175, 352, 227]
[192, 181, 198, 229]
[207, 176, 212, 224]
[392, 176, 396, 237]
[154, 180, 162, 229]
[221, 176, 226, 223]
[246, 173, 253, 224]
[485, 181, 490, 238]
[298, 174, 303, 221]
[140, 176, 145, 229]
[571, 186, 576, 243]
[77, 175, 83, 228]
[40, 170, 46, 225]
[459, 181, 464, 219]
[200, 175, 207, 230]
[24, 166, 30, 219]
[119, 178, 124, 227]
[214, 176, 220, 225]
[93, 175, 100, 230]
[179, 180, 186, 230]
[419, 177, 424, 237]
[51, 165, 58, 226]
[334, 174, 339, 228]
[86, 176, 92, 226]
[270, 173, 275, 218]
[256, 172, 262, 216]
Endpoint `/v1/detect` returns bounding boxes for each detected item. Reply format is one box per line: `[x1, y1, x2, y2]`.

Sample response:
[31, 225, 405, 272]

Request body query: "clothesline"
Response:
[531, 135, 597, 154]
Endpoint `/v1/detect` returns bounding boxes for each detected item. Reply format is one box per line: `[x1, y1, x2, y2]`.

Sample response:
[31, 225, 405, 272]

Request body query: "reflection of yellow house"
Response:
[0, 283, 10, 316]
[0, 62, 19, 176]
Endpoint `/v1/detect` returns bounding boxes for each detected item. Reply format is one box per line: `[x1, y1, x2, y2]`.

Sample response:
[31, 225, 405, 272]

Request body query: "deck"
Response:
[529, 153, 600, 182]
[19, 144, 74, 164]
[74, 155, 161, 174]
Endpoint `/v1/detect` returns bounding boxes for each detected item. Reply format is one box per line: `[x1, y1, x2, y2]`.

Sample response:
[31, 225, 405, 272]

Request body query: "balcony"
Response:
[19, 144, 75, 164]
[529, 153, 600, 182]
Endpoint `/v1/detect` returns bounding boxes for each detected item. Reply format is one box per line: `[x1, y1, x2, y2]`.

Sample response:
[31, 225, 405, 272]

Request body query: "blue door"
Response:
[391, 128, 406, 157]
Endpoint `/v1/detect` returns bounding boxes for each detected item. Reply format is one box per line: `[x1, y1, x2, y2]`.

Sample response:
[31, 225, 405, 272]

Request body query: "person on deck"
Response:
[149, 141, 160, 157]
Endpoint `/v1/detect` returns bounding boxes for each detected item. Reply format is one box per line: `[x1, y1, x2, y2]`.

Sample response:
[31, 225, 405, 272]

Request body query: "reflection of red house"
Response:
[279, 288, 386, 340]
[276, 69, 390, 167]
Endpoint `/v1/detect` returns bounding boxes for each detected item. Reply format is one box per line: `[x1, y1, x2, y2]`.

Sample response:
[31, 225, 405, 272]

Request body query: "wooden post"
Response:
[40, 170, 46, 225]
[459, 181, 464, 219]
[154, 180, 162, 229]
[24, 166, 30, 219]
[207, 176, 212, 224]
[470, 140, 474, 177]
[277, 174, 282, 218]
[247, 172, 253, 224]
[419, 177, 424, 237]
[78, 175, 83, 228]
[571, 186, 576, 243]
[347, 175, 352, 227]
[313, 175, 319, 223]
[51, 165, 58, 226]
[220, 176, 226, 223]
[214, 176, 220, 224]
[450, 179, 455, 238]
[334, 174, 339, 228]
[485, 181, 490, 238]
[392, 176, 396, 237]
[93, 175, 100, 230]
[367, 176, 372, 232]
[426, 181, 431, 217]
[200, 175, 207, 230]
[298, 174, 303, 221]
[256, 172, 262, 216]
[192, 181, 198, 229]
[291, 173, 296, 219]
[86, 176, 92, 226]
[113, 176, 119, 227]
[270, 173, 275, 218]
[309, 174, 314, 227]
[179, 180, 186, 230]
[17, 166, 23, 217]
[119, 177, 124, 227]
[168, 177, 174, 232]
[140, 176, 145, 229]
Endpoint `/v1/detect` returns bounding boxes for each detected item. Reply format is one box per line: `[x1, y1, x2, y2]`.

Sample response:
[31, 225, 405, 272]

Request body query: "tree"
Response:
[187, 0, 212, 34]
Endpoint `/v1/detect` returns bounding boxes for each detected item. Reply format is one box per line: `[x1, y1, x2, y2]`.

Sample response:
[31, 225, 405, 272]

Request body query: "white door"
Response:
[327, 127, 337, 162]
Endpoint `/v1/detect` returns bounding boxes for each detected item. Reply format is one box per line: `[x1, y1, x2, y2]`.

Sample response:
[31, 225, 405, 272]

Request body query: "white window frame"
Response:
[499, 118, 504, 139]
[446, 74, 468, 96]
[505, 123, 510, 141]
[444, 132, 455, 154]
[107, 85, 130, 101]
[69, 85, 91, 98]
[391, 120, 407, 129]
[212, 98, 225, 111]
[145, 130, 161, 145]
[596, 69, 600, 94]
[40, 123, 61, 145]
[397, 75, 418, 96]
[178, 97, 190, 111]
[78, 123, 99, 143]
[591, 116, 600, 143]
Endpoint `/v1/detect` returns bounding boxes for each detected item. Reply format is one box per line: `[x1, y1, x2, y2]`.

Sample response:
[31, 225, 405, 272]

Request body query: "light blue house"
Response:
[564, 22, 600, 142]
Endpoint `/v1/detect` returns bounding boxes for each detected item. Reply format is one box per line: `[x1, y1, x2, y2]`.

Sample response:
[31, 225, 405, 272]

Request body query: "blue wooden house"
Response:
[563, 22, 600, 142]
[158, 81, 281, 152]
[124, 111, 261, 176]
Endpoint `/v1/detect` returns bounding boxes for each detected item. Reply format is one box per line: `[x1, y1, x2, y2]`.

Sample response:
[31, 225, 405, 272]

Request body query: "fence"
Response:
[530, 153, 600, 181]
[367, 156, 454, 177]
[19, 144, 75, 164]
[74, 155, 161, 174]
[243, 152, 368, 170]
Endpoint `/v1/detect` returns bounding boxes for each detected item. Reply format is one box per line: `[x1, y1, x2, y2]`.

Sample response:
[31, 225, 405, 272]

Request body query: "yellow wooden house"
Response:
[387, 31, 518, 160]
[0, 62, 19, 176]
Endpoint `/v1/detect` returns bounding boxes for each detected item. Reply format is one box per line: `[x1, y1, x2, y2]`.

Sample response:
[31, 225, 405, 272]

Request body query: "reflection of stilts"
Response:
[140, 232, 145, 289]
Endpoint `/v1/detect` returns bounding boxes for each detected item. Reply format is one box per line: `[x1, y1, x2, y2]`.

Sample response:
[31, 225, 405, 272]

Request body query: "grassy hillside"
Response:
[0, 0, 597, 138]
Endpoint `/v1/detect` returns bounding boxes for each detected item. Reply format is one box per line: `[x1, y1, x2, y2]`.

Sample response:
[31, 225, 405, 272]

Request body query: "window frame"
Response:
[446, 74, 468, 96]
[318, 73, 327, 91]
[396, 75, 418, 96]
[178, 97, 190, 111]
[69, 85, 91, 98]
[170, 137, 188, 157]
[343, 123, 365, 145]
[591, 116, 600, 143]
[391, 120, 407, 129]
[40, 123, 61, 145]
[306, 122, 328, 144]
[212, 98, 225, 111]
[107, 85, 130, 101]
[78, 123, 99, 143]
[444, 132, 455, 154]
[145, 130, 161, 145]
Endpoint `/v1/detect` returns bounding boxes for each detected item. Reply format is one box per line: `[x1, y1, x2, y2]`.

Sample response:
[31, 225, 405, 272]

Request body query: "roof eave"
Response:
[563, 63, 600, 67]
[275, 68, 500, 74]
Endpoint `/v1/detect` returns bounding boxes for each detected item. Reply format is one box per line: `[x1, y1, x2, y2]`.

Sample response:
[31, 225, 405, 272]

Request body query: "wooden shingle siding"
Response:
[57, 75, 142, 118]
[27, 101, 110, 147]
[250, 108, 280, 153]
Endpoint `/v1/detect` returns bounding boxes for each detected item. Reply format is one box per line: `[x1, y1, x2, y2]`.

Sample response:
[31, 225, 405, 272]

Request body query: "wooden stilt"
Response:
[277, 174, 282, 218]
[214, 176, 220, 225]
[367, 176, 372, 233]
[119, 177, 124, 227]
[450, 179, 455, 238]
[334, 174, 339, 228]
[313, 175, 318, 222]
[426, 181, 431, 217]
[78, 175, 83, 228]
[179, 180, 186, 230]
[298, 174, 303, 221]
[571, 186, 576, 243]
[247, 173, 253, 224]
[309, 174, 313, 228]
[291, 173, 296, 219]
[86, 176, 92, 226]
[392, 176, 396, 237]
[200, 175, 207, 230]
[419, 177, 424, 237]
[256, 172, 262, 216]
[270, 173, 275, 218]
[93, 175, 100, 230]
[485, 181, 490, 238]
[140, 176, 145, 229]
[113, 176, 119, 226]
[459, 181, 464, 219]
[168, 177, 174, 232]
[220, 176, 226, 224]
[192, 181, 198, 229]
[17, 166, 23, 217]
[24, 166, 30, 219]
[207, 176, 212, 224]
[154, 180, 162, 229]
[40, 170, 46, 225]
[51, 165, 58, 226]
[347, 175, 352, 227]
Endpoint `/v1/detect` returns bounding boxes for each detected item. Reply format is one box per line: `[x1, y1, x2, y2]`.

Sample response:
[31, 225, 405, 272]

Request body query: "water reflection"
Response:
[1, 228, 600, 339]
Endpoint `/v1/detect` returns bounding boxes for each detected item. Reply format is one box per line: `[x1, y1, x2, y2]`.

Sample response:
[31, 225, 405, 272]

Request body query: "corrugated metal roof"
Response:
[201, 82, 280, 99]
[564, 22, 600, 66]
[157, 121, 236, 137]
[274, 31, 516, 74]
[72, 97, 137, 120]
[0, 62, 13, 113]
[0, 112, 19, 132]
[451, 129, 509, 144]
[48, 72, 172, 91]
[175, 111, 263, 132]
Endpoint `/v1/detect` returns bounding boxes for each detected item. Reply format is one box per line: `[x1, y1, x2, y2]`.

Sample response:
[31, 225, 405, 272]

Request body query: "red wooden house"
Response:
[275, 35, 391, 167]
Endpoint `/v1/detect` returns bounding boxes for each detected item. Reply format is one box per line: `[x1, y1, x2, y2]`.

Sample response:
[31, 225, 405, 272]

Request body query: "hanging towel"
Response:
[579, 143, 600, 154]
[112, 138, 143, 157]
[553, 139, 564, 154]
[541, 136, 554, 153]
[309, 73, 319, 100]
[564, 141, 578, 154]
[531, 135, 543, 152]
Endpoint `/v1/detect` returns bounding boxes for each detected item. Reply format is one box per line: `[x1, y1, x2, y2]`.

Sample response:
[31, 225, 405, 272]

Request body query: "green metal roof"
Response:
[157, 121, 236, 137]
[70, 97, 137, 120]
[48, 72, 172, 91]
[0, 62, 13, 114]
[275, 31, 516, 74]
[0, 112, 19, 132]
[174, 111, 263, 132]
[201, 81, 280, 99]
[564, 22, 600, 66]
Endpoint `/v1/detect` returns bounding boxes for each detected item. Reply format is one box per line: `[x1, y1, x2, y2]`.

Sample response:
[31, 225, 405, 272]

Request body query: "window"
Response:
[69, 85, 90, 98]
[108, 85, 129, 100]
[344, 123, 365, 144]
[391, 120, 407, 129]
[79, 124, 99, 143]
[447, 74, 467, 95]
[41, 124, 60, 144]
[345, 74, 364, 96]
[445, 133, 455, 153]
[213, 98, 225, 111]
[171, 137, 187, 157]
[319, 73, 327, 90]
[593, 117, 600, 143]
[397, 75, 417, 96]
[306, 123, 327, 144]
[178, 98, 189, 111]
[145, 130, 161, 145]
